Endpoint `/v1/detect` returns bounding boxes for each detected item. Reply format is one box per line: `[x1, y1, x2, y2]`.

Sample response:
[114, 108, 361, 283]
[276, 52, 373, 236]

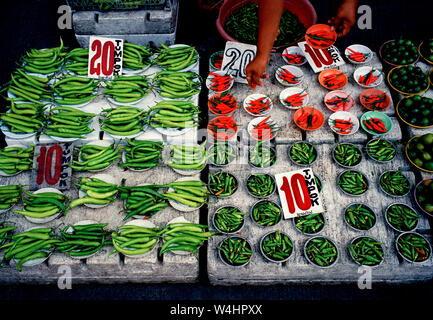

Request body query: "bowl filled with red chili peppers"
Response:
[359, 89, 391, 111]
[318, 69, 347, 90]
[281, 46, 307, 66]
[209, 51, 224, 71]
[305, 24, 337, 49]
[344, 44, 373, 64]
[275, 65, 304, 86]
[328, 111, 359, 136]
[207, 115, 238, 141]
[360, 111, 393, 136]
[279, 87, 309, 109]
[293, 107, 325, 131]
[243, 93, 273, 116]
[324, 90, 355, 112]
[354, 66, 384, 88]
[208, 92, 238, 116]
[206, 71, 235, 93]
[248, 116, 280, 141]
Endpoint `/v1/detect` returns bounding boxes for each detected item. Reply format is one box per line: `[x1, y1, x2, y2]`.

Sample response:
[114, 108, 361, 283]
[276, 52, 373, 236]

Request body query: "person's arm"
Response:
[245, 0, 284, 88]
[328, 0, 359, 37]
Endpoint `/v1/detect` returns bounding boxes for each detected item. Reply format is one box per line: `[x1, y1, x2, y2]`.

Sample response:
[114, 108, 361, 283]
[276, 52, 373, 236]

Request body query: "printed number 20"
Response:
[280, 174, 312, 214]
[36, 146, 62, 185]
[89, 40, 115, 76]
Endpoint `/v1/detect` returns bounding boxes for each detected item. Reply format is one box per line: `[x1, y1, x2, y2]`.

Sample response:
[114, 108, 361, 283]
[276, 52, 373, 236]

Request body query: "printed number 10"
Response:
[280, 174, 312, 214]
[36, 146, 62, 185]
[303, 43, 334, 68]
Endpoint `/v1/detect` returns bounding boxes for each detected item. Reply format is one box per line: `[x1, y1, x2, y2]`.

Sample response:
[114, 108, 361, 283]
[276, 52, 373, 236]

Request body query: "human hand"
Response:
[328, 0, 358, 37]
[245, 54, 269, 89]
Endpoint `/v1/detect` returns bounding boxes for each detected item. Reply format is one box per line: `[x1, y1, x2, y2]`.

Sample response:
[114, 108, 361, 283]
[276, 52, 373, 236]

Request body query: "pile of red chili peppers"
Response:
[296, 108, 321, 130]
[208, 72, 234, 92]
[363, 117, 387, 134]
[346, 48, 370, 63]
[283, 90, 308, 108]
[277, 68, 302, 84]
[325, 95, 351, 111]
[361, 93, 388, 110]
[331, 118, 354, 134]
[208, 116, 238, 140]
[208, 92, 237, 115]
[322, 72, 346, 89]
[306, 31, 335, 48]
[282, 53, 306, 65]
[251, 116, 279, 140]
[212, 53, 224, 69]
[358, 69, 379, 86]
[245, 96, 271, 115]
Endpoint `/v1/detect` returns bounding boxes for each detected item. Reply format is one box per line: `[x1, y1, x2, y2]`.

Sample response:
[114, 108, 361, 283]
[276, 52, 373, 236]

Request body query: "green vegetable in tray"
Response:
[396, 232, 431, 262]
[406, 133, 433, 171]
[294, 212, 325, 234]
[349, 237, 384, 266]
[333, 143, 362, 167]
[386, 203, 419, 232]
[397, 95, 433, 128]
[389, 65, 429, 94]
[337, 170, 369, 195]
[344, 204, 376, 230]
[246, 174, 275, 198]
[379, 170, 411, 196]
[213, 206, 246, 233]
[415, 179, 433, 214]
[366, 138, 396, 162]
[261, 231, 293, 262]
[381, 39, 419, 65]
[218, 237, 253, 266]
[251, 200, 281, 227]
[224, 3, 306, 47]
[304, 237, 338, 267]
[248, 141, 276, 168]
[289, 141, 317, 165]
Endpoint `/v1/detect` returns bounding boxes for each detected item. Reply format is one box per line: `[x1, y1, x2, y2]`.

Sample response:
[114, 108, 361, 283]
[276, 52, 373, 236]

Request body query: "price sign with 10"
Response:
[221, 41, 257, 84]
[275, 168, 324, 219]
[297, 41, 345, 73]
[31, 143, 73, 191]
[88, 36, 124, 79]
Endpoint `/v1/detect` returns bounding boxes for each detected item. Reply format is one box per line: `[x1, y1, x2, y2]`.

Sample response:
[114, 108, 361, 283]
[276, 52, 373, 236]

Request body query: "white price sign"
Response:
[88, 36, 123, 79]
[297, 41, 345, 73]
[275, 168, 324, 219]
[221, 41, 257, 84]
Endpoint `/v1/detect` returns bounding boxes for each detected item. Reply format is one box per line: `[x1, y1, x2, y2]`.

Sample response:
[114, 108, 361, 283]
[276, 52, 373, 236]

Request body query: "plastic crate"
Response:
[66, 0, 167, 11]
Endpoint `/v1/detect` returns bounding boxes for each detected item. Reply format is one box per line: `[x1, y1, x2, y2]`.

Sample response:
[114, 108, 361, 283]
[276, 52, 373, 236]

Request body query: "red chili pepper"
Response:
[347, 48, 370, 62]
[208, 92, 237, 114]
[208, 73, 233, 92]
[282, 53, 305, 64]
[306, 31, 335, 47]
[278, 68, 302, 84]
[323, 72, 346, 89]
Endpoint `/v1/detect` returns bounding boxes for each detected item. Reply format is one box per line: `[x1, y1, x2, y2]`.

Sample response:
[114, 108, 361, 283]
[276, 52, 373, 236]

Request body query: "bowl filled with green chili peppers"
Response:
[246, 173, 276, 198]
[332, 143, 363, 169]
[250, 199, 282, 227]
[348, 236, 384, 267]
[385, 203, 420, 233]
[337, 170, 369, 196]
[293, 212, 326, 235]
[217, 236, 253, 267]
[208, 170, 239, 198]
[208, 142, 237, 167]
[395, 231, 431, 263]
[217, 0, 316, 50]
[304, 236, 339, 268]
[365, 138, 397, 163]
[212, 205, 246, 234]
[248, 142, 277, 168]
[344, 203, 377, 231]
[260, 230, 294, 263]
[378, 170, 411, 197]
[288, 141, 318, 166]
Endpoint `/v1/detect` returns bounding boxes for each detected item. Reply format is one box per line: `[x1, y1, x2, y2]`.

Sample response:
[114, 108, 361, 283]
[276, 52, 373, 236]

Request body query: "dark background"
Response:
[0, 0, 432, 305]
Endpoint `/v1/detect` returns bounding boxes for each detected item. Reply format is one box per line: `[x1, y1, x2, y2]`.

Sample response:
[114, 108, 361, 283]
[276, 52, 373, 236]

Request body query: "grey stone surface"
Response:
[206, 143, 433, 285]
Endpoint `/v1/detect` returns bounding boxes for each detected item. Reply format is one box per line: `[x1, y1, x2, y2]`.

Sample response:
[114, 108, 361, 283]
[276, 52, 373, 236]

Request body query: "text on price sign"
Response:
[298, 41, 345, 73]
[275, 168, 324, 219]
[88, 36, 123, 79]
[221, 41, 257, 84]
[31, 143, 73, 191]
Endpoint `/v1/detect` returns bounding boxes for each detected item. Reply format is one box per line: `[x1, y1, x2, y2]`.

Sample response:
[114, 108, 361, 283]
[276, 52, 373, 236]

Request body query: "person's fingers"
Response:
[260, 73, 269, 79]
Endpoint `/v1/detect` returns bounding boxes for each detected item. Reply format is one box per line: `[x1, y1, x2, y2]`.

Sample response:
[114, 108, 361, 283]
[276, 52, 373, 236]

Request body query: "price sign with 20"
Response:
[31, 143, 73, 191]
[221, 41, 257, 84]
[275, 168, 324, 219]
[88, 36, 124, 79]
